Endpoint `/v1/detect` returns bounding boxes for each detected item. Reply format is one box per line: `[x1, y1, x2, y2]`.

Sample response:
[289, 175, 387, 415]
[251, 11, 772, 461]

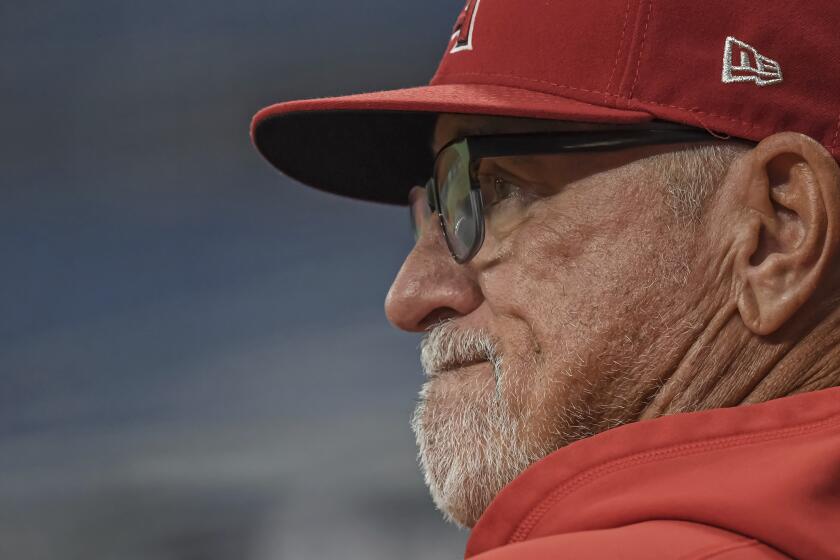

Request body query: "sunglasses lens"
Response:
[437, 142, 479, 262]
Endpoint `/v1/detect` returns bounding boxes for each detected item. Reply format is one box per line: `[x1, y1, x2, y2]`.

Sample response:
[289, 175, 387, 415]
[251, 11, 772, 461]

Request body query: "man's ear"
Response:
[731, 132, 840, 336]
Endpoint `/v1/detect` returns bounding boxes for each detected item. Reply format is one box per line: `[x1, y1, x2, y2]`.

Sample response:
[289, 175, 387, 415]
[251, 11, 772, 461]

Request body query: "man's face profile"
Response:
[387, 113, 714, 526]
[250, 0, 840, 554]
[385, 113, 840, 527]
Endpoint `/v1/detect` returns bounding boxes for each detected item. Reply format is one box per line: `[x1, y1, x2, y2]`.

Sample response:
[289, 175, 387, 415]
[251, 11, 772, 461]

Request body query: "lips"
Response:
[432, 358, 489, 377]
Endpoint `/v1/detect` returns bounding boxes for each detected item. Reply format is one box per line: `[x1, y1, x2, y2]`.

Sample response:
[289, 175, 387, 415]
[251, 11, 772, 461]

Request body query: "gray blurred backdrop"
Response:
[0, 1, 470, 558]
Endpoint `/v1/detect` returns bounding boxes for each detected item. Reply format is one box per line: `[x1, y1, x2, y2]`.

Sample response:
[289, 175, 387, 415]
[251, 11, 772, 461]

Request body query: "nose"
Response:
[385, 221, 484, 332]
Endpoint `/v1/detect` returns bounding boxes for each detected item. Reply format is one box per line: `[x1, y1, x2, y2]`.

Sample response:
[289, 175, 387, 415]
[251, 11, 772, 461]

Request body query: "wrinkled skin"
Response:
[385, 114, 840, 527]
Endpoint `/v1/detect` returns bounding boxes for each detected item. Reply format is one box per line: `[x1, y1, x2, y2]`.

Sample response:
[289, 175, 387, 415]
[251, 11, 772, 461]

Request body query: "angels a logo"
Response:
[449, 0, 482, 53]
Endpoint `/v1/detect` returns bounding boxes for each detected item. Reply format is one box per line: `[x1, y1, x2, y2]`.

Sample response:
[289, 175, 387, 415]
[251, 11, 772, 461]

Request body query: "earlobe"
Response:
[732, 133, 840, 336]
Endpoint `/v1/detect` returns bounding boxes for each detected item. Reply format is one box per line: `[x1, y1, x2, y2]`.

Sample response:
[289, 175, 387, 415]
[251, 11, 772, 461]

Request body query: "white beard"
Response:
[411, 321, 554, 528]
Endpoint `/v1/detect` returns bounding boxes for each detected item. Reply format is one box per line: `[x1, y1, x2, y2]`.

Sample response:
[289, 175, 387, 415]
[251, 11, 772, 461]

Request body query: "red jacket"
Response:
[466, 387, 840, 559]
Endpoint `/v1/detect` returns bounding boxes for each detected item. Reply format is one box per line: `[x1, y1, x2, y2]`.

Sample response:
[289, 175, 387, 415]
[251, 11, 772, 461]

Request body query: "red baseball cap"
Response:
[251, 0, 840, 205]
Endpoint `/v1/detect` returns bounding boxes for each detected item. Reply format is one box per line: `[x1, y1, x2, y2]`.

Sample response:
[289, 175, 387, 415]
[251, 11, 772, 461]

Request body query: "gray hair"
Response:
[650, 142, 750, 223]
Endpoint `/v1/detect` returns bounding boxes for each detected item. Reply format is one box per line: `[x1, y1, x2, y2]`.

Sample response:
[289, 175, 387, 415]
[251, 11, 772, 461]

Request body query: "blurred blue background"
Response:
[0, 1, 469, 558]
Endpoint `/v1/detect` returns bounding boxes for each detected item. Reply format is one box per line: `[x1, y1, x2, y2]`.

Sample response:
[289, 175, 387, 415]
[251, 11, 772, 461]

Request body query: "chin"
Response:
[411, 368, 558, 528]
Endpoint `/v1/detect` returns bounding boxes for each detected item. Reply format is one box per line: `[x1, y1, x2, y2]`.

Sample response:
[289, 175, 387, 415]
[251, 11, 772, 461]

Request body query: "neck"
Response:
[641, 298, 840, 419]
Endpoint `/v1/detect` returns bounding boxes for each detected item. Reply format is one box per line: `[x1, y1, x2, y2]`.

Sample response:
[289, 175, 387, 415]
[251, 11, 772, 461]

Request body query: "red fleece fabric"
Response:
[465, 387, 840, 560]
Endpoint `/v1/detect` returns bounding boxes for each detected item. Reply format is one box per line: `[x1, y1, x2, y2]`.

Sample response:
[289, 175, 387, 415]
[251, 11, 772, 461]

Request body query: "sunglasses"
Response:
[410, 123, 723, 264]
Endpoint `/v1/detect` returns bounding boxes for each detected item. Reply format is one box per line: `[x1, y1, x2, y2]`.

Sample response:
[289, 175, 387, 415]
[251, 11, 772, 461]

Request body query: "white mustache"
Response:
[420, 320, 501, 377]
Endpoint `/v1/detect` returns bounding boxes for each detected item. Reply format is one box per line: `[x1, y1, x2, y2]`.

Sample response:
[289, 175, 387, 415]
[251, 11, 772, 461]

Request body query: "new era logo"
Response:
[722, 36, 783, 87]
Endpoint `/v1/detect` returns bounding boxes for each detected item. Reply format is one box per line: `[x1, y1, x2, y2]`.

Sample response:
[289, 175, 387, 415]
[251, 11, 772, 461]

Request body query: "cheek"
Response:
[482, 184, 667, 372]
[486, 192, 630, 310]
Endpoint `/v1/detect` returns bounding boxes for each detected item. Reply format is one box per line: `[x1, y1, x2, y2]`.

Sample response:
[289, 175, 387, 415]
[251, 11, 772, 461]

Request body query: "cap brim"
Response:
[251, 83, 653, 205]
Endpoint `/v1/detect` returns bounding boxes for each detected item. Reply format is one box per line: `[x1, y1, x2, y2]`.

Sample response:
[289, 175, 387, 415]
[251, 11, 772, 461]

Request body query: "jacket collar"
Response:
[466, 387, 840, 559]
